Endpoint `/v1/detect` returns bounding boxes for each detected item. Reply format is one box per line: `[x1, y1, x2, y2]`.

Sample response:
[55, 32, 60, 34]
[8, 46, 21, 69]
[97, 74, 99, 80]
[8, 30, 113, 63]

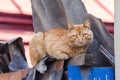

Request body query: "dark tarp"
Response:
[30, 0, 88, 32]
[30, 0, 114, 67]
[0, 37, 29, 73]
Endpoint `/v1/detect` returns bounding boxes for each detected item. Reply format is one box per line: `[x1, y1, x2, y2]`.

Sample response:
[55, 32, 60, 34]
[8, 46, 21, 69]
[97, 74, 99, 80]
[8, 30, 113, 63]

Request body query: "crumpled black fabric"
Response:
[0, 37, 29, 73]
[88, 14, 114, 67]
[0, 43, 10, 73]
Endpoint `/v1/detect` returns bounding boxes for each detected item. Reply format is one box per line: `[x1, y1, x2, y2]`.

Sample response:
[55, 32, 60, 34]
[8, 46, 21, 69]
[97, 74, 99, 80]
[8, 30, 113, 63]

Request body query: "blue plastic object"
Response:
[68, 66, 114, 80]
[68, 65, 82, 80]
[89, 67, 114, 80]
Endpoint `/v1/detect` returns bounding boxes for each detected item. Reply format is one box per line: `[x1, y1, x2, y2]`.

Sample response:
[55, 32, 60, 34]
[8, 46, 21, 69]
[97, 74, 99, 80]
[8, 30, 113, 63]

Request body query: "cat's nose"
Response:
[78, 40, 82, 43]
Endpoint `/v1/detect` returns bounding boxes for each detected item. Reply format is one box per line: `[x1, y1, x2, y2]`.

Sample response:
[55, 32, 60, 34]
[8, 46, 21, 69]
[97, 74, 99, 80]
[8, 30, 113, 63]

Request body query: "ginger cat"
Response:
[29, 20, 93, 67]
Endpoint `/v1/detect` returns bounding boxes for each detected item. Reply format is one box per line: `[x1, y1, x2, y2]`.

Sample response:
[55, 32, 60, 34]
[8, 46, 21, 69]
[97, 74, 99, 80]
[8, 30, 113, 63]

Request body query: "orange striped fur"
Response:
[29, 20, 93, 67]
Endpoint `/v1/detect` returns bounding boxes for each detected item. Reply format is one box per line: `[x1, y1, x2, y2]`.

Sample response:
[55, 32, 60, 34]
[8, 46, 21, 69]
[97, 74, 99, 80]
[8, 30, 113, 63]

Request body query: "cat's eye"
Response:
[71, 35, 78, 38]
[83, 34, 89, 38]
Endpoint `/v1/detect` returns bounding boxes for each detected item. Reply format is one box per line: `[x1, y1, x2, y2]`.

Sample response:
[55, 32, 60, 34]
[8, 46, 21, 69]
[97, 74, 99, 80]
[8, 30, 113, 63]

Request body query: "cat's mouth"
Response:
[75, 38, 93, 46]
[74, 41, 86, 47]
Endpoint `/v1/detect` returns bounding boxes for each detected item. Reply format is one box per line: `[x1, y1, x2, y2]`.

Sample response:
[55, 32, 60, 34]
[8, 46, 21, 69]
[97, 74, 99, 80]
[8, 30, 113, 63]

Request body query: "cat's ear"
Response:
[67, 23, 74, 31]
[83, 19, 90, 29]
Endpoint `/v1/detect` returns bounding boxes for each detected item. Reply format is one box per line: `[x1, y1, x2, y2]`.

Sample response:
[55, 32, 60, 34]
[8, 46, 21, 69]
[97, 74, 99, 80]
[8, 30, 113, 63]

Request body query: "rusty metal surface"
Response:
[0, 69, 31, 80]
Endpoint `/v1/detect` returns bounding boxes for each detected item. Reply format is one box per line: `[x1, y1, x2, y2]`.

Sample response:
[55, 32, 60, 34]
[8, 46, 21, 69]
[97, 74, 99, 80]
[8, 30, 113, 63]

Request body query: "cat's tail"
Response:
[29, 32, 46, 67]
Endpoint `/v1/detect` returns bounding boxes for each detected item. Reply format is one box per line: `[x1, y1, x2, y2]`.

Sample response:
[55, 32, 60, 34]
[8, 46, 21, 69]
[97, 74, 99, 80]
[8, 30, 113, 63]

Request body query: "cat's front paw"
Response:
[57, 53, 69, 60]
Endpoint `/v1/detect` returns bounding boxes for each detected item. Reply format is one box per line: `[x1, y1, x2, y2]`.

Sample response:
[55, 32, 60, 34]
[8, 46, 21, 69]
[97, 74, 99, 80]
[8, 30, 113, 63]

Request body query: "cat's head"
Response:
[67, 20, 93, 47]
